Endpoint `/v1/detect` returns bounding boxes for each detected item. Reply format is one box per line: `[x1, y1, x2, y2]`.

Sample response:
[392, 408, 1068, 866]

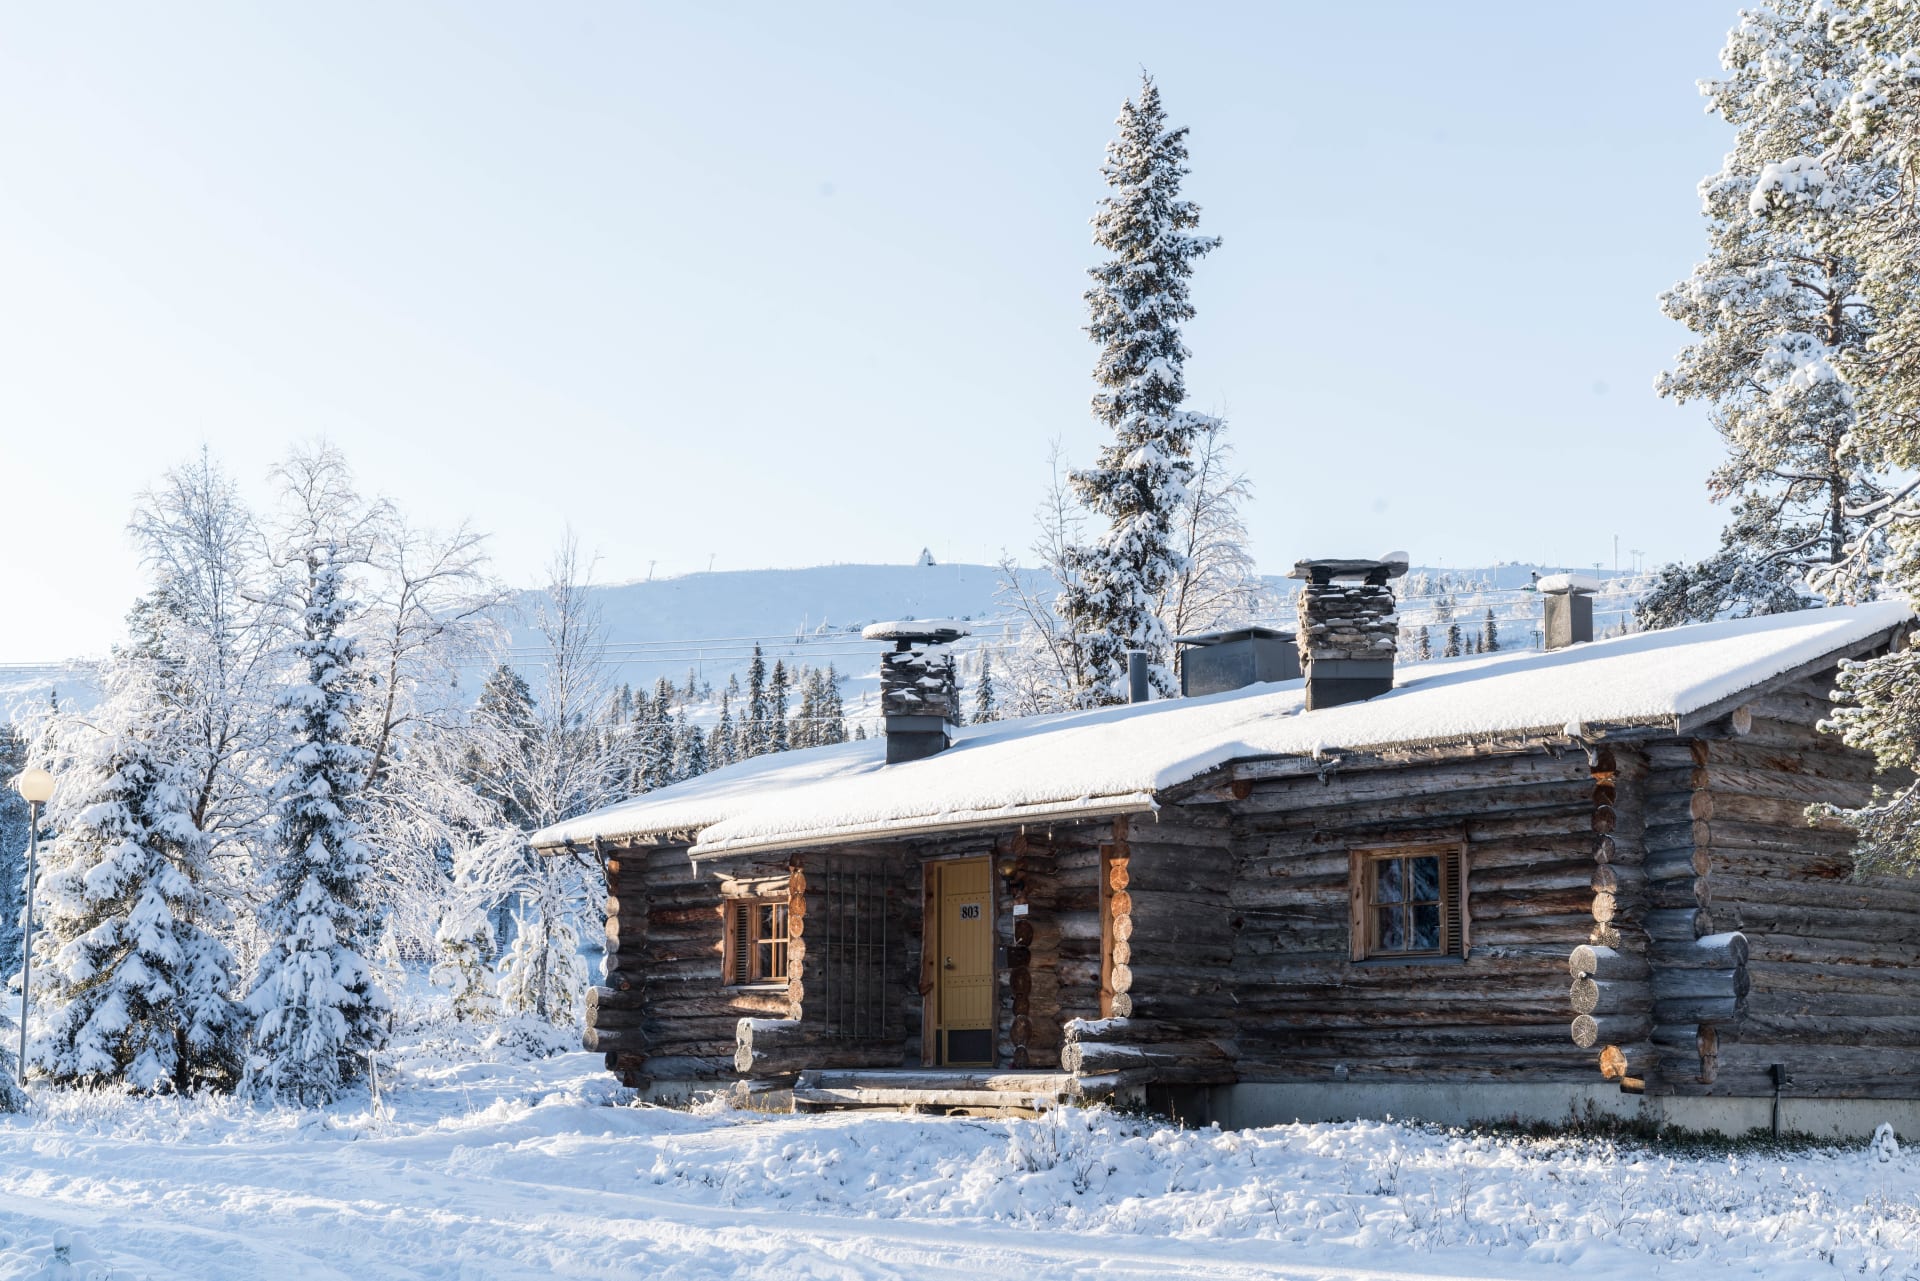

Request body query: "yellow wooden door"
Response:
[936, 858, 994, 1066]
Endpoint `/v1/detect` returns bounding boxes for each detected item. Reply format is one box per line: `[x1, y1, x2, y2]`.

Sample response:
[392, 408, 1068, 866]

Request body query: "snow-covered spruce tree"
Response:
[1651, 0, 1894, 627]
[1483, 609, 1499, 653]
[246, 544, 388, 1103]
[0, 721, 29, 977]
[973, 652, 998, 724]
[430, 901, 499, 1023]
[744, 648, 769, 757]
[1444, 623, 1462, 658]
[1416, 627, 1432, 662]
[1059, 73, 1221, 703]
[31, 666, 244, 1093]
[768, 660, 791, 753]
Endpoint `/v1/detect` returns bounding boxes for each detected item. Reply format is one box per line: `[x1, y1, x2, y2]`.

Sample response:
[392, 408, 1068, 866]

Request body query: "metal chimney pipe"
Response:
[1126, 650, 1150, 705]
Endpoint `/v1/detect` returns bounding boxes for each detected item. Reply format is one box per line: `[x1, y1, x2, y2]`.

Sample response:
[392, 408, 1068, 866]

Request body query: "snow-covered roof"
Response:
[1537, 573, 1604, 594]
[532, 603, 1910, 861]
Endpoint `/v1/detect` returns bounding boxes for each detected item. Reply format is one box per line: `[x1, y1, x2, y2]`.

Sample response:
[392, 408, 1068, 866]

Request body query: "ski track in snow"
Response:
[0, 1039, 1911, 1280]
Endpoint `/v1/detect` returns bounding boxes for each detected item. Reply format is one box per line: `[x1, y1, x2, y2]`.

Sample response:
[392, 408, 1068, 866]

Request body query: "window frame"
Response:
[723, 895, 791, 987]
[1348, 841, 1468, 963]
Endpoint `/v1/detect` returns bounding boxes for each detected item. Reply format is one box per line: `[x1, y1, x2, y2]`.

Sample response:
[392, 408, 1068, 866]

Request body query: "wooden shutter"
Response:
[1443, 843, 1468, 958]
[725, 901, 752, 984]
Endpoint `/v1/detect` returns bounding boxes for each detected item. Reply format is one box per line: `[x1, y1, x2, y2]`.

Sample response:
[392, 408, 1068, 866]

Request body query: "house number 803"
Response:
[959, 903, 981, 920]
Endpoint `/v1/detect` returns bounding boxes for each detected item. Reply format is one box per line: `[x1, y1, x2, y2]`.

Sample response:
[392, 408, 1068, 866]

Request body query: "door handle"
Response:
[943, 957, 955, 970]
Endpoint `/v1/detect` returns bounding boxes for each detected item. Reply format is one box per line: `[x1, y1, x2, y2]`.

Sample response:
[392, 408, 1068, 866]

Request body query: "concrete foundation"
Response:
[1174, 1082, 1920, 1140]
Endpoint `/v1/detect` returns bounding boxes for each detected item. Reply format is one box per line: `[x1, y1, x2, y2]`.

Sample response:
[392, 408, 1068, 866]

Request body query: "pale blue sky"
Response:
[1, 2, 1740, 657]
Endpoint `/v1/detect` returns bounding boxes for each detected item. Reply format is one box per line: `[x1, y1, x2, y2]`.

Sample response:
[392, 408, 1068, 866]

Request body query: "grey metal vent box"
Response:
[1175, 626, 1301, 697]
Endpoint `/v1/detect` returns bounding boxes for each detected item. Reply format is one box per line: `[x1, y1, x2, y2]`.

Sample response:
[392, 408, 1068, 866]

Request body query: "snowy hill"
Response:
[497, 561, 1032, 722]
[0, 559, 1651, 726]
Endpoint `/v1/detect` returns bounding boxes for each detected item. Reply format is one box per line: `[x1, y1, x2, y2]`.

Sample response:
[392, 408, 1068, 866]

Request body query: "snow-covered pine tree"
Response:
[1778, 2, 1920, 873]
[792, 668, 819, 751]
[0, 722, 28, 977]
[768, 660, 791, 753]
[32, 666, 244, 1093]
[246, 544, 388, 1103]
[430, 904, 498, 1023]
[710, 688, 737, 770]
[1651, 0, 1893, 625]
[819, 665, 847, 744]
[974, 652, 997, 724]
[1444, 623, 1462, 658]
[674, 711, 709, 780]
[853, 723, 868, 742]
[495, 886, 587, 1025]
[1059, 72, 1221, 704]
[1417, 626, 1432, 662]
[745, 648, 769, 758]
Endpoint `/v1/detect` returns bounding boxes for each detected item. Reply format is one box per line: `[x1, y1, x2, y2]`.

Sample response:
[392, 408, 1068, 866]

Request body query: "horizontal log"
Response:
[1568, 977, 1644, 1016]
[1652, 967, 1749, 1003]
[581, 1025, 646, 1054]
[1643, 908, 1714, 941]
[1571, 1013, 1652, 1049]
[1063, 1039, 1235, 1077]
[1655, 932, 1749, 971]
[1646, 849, 1711, 882]
[635, 1053, 735, 1080]
[1568, 945, 1650, 980]
[1652, 994, 1746, 1025]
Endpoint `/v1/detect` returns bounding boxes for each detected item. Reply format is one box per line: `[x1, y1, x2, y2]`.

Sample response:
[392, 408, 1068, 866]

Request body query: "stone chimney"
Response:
[1288, 555, 1409, 711]
[1538, 573, 1598, 650]
[863, 620, 969, 764]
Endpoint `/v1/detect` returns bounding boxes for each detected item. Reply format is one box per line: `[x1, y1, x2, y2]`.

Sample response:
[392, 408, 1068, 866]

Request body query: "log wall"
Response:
[1673, 671, 1920, 1099]
[584, 842, 793, 1087]
[1223, 752, 1603, 1082]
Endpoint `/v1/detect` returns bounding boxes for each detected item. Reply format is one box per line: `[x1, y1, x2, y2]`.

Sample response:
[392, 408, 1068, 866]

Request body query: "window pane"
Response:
[1411, 903, 1442, 950]
[1410, 856, 1441, 903]
[1374, 859, 1404, 904]
[1375, 904, 1405, 951]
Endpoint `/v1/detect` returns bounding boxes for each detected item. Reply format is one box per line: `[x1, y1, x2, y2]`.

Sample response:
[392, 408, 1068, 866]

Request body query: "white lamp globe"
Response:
[13, 768, 53, 805]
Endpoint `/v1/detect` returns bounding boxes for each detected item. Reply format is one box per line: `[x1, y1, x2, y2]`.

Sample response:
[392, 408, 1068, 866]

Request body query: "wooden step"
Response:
[791, 1069, 1079, 1112]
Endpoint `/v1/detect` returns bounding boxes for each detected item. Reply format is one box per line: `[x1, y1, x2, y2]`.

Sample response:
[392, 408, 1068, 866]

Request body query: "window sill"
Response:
[725, 982, 794, 992]
[1351, 954, 1468, 969]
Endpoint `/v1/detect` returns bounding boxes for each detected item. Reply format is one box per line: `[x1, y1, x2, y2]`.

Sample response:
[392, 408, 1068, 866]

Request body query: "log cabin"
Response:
[532, 560, 1919, 1137]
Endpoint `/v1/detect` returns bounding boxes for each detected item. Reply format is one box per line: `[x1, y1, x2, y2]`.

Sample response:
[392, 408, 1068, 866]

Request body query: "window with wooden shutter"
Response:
[1349, 843, 1468, 962]
[724, 897, 790, 986]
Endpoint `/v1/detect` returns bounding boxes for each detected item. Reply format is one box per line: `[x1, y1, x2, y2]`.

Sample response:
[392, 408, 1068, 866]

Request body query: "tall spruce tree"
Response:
[768, 660, 791, 753]
[1483, 609, 1499, 653]
[31, 668, 244, 1093]
[1649, 0, 1893, 627]
[818, 665, 847, 744]
[1060, 73, 1221, 703]
[973, 652, 997, 724]
[0, 722, 28, 977]
[745, 647, 769, 757]
[246, 545, 388, 1102]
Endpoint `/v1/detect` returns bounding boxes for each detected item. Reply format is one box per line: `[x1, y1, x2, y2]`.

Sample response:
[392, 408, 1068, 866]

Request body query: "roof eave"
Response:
[686, 792, 1160, 864]
[1670, 623, 1905, 737]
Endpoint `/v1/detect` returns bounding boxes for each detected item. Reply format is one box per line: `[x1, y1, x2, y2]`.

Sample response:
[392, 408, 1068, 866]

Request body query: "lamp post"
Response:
[12, 767, 53, 1087]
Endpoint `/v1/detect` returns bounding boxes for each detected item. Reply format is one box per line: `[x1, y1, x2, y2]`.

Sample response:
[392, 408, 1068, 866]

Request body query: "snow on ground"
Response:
[0, 1022, 1915, 1280]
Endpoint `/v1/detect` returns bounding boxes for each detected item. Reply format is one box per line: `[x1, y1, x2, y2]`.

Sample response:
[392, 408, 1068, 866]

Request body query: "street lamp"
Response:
[12, 768, 53, 1087]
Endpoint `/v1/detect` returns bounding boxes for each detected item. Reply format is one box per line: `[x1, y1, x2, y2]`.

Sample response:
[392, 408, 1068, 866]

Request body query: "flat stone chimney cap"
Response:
[862, 619, 971, 644]
[1535, 573, 1602, 595]
[1287, 555, 1410, 582]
